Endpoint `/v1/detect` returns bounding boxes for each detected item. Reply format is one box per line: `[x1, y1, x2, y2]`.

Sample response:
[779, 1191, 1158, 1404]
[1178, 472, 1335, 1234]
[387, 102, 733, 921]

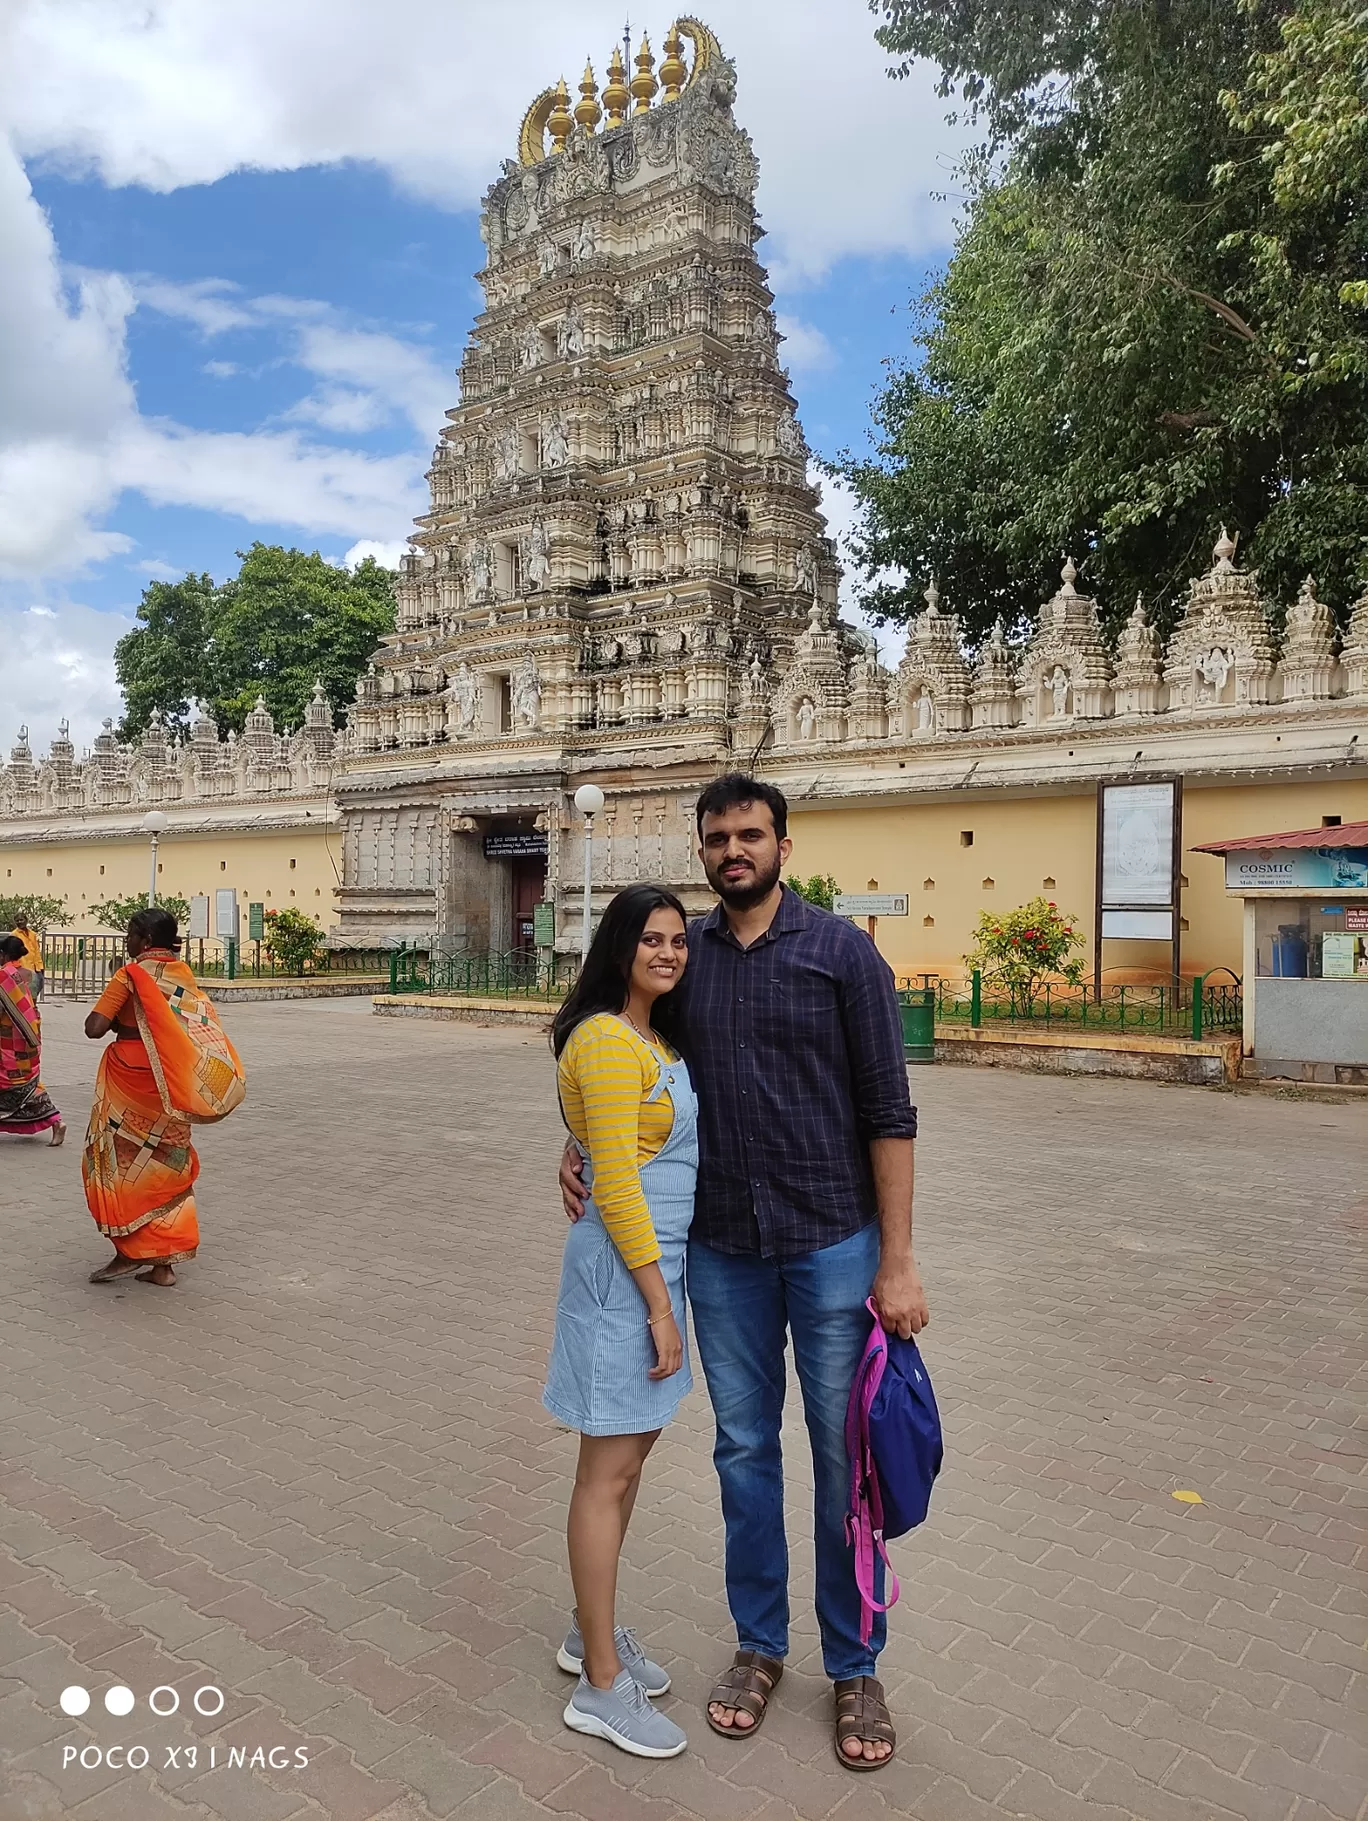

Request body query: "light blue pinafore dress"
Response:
[543, 1046, 697, 1436]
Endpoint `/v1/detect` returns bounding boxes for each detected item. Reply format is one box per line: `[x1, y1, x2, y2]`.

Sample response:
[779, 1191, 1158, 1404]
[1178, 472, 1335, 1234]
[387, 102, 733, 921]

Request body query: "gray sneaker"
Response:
[557, 1619, 671, 1696]
[563, 1669, 687, 1759]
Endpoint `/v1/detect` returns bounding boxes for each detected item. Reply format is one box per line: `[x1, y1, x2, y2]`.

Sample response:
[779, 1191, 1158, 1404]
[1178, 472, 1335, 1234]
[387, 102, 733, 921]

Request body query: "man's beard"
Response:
[707, 850, 783, 910]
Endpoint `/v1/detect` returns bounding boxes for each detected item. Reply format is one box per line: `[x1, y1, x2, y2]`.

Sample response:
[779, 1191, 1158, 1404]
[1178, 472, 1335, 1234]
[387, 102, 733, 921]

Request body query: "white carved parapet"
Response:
[1163, 529, 1279, 711]
[971, 618, 1019, 730]
[1341, 584, 1368, 699]
[1017, 558, 1114, 725]
[1278, 575, 1341, 702]
[895, 579, 972, 736]
[1112, 595, 1165, 716]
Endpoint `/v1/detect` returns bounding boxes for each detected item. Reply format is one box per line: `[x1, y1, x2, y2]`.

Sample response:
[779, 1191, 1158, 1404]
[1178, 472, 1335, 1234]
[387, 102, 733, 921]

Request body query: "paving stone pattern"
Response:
[1, 998, 1364, 1821]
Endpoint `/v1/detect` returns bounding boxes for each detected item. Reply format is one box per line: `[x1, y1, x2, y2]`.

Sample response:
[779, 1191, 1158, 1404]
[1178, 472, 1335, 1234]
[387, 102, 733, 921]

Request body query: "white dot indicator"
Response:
[59, 1686, 90, 1717]
[104, 1686, 135, 1717]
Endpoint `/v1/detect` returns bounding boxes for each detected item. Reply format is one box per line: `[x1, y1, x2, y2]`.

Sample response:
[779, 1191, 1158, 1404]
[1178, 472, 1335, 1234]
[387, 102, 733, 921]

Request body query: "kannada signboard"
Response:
[482, 831, 548, 860]
[248, 902, 264, 942]
[834, 893, 909, 918]
[533, 901, 555, 948]
[1346, 908, 1368, 931]
[1224, 846, 1368, 891]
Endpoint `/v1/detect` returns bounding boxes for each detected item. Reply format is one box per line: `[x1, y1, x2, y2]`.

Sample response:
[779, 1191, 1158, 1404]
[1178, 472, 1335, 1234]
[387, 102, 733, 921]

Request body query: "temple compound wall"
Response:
[3, 20, 1365, 973]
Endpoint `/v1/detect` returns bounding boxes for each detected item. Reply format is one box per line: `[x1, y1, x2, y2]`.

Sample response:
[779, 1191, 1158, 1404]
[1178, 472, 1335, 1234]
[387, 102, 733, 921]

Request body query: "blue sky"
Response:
[1, 0, 967, 745]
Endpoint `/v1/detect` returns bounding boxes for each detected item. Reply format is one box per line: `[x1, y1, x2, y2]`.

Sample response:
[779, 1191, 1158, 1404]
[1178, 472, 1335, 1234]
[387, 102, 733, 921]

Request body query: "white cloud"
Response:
[776, 314, 835, 374]
[202, 359, 239, 378]
[343, 539, 407, 570]
[0, 136, 431, 582]
[0, 597, 133, 748]
[131, 275, 255, 334]
[116, 419, 423, 539]
[132, 558, 181, 578]
[2, 1, 966, 280]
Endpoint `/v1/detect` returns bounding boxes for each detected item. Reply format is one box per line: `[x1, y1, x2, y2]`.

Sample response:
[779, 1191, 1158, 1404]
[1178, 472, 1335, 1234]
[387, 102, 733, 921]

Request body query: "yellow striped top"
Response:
[557, 1012, 677, 1270]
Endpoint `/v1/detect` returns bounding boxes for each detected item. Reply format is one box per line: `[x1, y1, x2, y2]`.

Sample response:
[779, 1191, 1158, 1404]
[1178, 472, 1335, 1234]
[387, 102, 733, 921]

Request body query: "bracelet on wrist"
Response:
[646, 1309, 674, 1328]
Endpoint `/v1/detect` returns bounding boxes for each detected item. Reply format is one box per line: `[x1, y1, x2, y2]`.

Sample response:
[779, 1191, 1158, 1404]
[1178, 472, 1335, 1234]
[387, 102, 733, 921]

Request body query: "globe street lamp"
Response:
[141, 810, 169, 907]
[572, 783, 605, 959]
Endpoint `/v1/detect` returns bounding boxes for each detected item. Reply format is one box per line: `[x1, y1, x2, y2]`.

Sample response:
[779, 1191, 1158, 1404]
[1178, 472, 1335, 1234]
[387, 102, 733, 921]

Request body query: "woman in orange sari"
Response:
[83, 907, 246, 1287]
[0, 935, 65, 1143]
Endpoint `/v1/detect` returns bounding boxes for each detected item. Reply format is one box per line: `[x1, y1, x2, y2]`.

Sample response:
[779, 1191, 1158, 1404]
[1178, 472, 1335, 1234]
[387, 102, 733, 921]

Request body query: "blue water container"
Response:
[1271, 926, 1309, 977]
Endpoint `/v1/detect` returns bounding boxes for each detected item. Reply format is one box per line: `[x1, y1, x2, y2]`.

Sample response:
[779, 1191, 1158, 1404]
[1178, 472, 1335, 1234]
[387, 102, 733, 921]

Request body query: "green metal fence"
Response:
[900, 970, 1242, 1039]
[40, 932, 392, 993]
[387, 946, 577, 999]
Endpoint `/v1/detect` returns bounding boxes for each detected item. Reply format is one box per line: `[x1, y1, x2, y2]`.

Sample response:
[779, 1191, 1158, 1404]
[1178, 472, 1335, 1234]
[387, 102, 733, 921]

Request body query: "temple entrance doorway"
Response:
[482, 824, 548, 955]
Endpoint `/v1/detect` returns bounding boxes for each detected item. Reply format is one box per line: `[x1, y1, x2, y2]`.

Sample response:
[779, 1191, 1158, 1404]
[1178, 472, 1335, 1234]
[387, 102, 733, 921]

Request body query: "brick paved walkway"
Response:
[1, 998, 1364, 1821]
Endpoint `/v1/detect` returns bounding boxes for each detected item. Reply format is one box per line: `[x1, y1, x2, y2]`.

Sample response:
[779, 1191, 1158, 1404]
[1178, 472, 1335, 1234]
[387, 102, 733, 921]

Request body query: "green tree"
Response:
[114, 573, 216, 739]
[115, 545, 397, 738]
[785, 873, 840, 910]
[842, 0, 1368, 638]
[88, 894, 191, 933]
[0, 894, 67, 932]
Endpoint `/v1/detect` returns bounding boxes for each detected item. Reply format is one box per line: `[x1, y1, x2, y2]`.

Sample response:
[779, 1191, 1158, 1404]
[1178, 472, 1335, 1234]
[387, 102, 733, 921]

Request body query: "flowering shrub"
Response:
[963, 896, 1086, 1007]
[262, 906, 325, 975]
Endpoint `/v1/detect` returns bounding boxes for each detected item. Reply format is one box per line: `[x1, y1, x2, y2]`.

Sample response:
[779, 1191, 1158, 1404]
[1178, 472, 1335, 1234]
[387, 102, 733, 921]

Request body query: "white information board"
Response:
[834, 893, 909, 918]
[1101, 782, 1176, 908]
[187, 894, 210, 940]
[214, 888, 239, 942]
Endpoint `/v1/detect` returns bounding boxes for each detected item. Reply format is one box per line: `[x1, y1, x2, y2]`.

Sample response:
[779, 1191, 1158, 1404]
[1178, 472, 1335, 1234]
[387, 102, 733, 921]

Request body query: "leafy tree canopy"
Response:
[842, 0, 1368, 639]
[88, 894, 191, 933]
[1, 895, 67, 932]
[115, 545, 397, 739]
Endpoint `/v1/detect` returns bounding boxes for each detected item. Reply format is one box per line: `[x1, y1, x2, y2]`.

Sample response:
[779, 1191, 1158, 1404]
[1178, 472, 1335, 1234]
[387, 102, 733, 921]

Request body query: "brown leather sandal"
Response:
[834, 1675, 896, 1770]
[705, 1649, 784, 1739]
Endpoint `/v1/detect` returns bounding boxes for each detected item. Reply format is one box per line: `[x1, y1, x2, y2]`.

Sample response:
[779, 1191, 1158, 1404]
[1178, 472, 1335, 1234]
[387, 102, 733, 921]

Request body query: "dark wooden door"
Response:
[511, 855, 546, 953]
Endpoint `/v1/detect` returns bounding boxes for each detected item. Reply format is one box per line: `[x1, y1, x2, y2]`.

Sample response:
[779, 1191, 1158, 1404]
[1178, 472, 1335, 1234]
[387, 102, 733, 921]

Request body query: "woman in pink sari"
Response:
[0, 935, 65, 1144]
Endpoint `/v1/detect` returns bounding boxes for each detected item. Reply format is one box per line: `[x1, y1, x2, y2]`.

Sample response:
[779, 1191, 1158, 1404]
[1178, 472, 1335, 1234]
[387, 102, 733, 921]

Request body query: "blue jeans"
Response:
[687, 1223, 885, 1681]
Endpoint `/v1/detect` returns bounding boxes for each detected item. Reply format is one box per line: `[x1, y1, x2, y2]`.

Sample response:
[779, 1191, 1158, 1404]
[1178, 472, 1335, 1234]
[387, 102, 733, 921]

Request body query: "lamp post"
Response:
[141, 810, 169, 907]
[572, 783, 605, 959]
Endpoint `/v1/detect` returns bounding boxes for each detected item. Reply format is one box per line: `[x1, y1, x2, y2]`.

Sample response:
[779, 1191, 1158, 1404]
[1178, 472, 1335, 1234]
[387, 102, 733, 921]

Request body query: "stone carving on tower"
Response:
[1341, 582, 1368, 700]
[1017, 558, 1114, 723]
[1112, 596, 1164, 716]
[1278, 575, 1340, 702]
[1164, 529, 1279, 711]
[971, 619, 1019, 731]
[894, 579, 972, 737]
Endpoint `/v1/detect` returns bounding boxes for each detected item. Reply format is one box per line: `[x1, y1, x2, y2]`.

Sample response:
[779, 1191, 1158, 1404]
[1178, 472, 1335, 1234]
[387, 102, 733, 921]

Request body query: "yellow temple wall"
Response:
[787, 777, 1368, 982]
[2, 825, 342, 933]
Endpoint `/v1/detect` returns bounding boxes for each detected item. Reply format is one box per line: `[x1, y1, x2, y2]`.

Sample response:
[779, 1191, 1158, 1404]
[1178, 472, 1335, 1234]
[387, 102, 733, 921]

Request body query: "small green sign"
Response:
[533, 901, 555, 948]
[248, 902, 264, 942]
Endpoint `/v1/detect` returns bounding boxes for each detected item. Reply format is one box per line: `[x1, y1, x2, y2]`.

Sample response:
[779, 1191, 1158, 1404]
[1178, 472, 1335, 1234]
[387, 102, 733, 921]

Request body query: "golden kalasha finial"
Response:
[630, 32, 658, 112]
[659, 22, 686, 100]
[547, 77, 574, 153]
[602, 44, 630, 126]
[575, 61, 602, 135]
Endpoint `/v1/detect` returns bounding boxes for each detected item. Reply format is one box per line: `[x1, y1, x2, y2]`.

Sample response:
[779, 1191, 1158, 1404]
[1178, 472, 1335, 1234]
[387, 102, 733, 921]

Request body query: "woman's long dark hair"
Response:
[551, 883, 688, 1058]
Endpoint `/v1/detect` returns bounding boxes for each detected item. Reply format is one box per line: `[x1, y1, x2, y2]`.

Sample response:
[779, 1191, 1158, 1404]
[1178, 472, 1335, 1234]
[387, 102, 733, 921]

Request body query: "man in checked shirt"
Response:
[560, 772, 928, 1771]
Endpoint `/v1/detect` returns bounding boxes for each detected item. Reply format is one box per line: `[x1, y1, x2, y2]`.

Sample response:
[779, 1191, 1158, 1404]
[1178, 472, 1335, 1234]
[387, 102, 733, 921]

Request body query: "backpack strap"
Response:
[844, 1302, 901, 1645]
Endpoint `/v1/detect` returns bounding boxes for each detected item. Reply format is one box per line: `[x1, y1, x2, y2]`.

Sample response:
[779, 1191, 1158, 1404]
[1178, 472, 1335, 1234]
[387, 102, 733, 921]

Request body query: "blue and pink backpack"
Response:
[844, 1297, 944, 1642]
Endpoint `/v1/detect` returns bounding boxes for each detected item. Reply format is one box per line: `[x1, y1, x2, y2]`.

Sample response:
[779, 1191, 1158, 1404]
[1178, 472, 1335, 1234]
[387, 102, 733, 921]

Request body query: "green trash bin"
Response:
[898, 987, 936, 1064]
